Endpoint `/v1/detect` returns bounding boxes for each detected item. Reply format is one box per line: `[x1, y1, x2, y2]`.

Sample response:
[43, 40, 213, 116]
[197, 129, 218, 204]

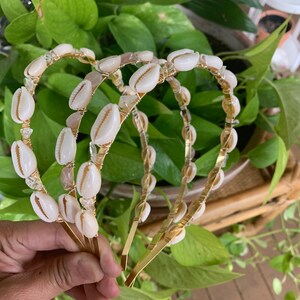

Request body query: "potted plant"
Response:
[0, 0, 300, 299]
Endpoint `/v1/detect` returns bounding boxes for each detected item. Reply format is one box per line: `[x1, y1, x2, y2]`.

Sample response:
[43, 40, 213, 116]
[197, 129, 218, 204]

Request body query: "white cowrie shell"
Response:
[221, 128, 238, 152]
[167, 49, 199, 72]
[11, 141, 37, 179]
[24, 56, 47, 78]
[182, 125, 197, 146]
[133, 111, 148, 132]
[52, 44, 74, 56]
[173, 202, 187, 223]
[223, 69, 237, 90]
[143, 146, 156, 169]
[192, 202, 206, 223]
[75, 211, 99, 238]
[91, 104, 121, 146]
[142, 173, 156, 194]
[55, 128, 77, 165]
[30, 191, 59, 223]
[85, 71, 103, 91]
[80, 48, 95, 60]
[58, 194, 81, 223]
[176, 86, 191, 106]
[69, 80, 93, 110]
[183, 162, 197, 183]
[97, 55, 121, 73]
[212, 169, 225, 191]
[11, 87, 35, 124]
[76, 162, 101, 198]
[201, 54, 223, 70]
[129, 63, 160, 94]
[118, 95, 137, 109]
[140, 202, 151, 223]
[137, 50, 154, 62]
[169, 228, 186, 245]
[222, 95, 240, 118]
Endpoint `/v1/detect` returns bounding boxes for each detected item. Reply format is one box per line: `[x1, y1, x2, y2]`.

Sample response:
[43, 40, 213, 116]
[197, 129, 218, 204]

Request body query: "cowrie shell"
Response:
[175, 86, 191, 106]
[75, 211, 99, 238]
[84, 71, 103, 91]
[96, 55, 121, 73]
[173, 202, 187, 223]
[140, 202, 151, 223]
[167, 49, 199, 72]
[69, 80, 93, 110]
[91, 104, 121, 146]
[201, 54, 223, 70]
[169, 228, 186, 245]
[223, 69, 237, 90]
[76, 162, 101, 198]
[182, 125, 197, 146]
[143, 146, 156, 169]
[52, 44, 74, 56]
[55, 128, 77, 165]
[11, 141, 37, 179]
[142, 173, 156, 194]
[183, 162, 197, 183]
[58, 194, 81, 223]
[191, 202, 206, 223]
[129, 63, 160, 94]
[221, 128, 238, 152]
[11, 87, 35, 124]
[30, 191, 59, 222]
[136, 50, 154, 62]
[212, 169, 224, 191]
[133, 111, 148, 132]
[80, 48, 95, 60]
[222, 95, 240, 118]
[24, 56, 47, 78]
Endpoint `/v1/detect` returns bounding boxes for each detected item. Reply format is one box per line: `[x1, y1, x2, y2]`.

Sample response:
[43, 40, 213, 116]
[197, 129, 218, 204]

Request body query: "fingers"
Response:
[0, 252, 104, 300]
[96, 276, 120, 299]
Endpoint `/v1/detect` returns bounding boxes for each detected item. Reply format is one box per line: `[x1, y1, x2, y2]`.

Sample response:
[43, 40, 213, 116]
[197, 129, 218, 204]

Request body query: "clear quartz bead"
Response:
[89, 142, 98, 163]
[44, 52, 54, 64]
[80, 198, 95, 212]
[24, 78, 36, 93]
[20, 128, 33, 139]
[60, 165, 74, 190]
[25, 176, 43, 190]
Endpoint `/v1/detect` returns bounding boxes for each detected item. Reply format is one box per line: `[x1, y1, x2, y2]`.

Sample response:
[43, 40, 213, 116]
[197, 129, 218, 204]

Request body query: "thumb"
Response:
[2, 252, 104, 300]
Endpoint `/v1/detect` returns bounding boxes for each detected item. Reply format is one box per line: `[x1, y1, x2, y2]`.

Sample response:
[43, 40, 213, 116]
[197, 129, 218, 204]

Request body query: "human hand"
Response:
[0, 220, 121, 300]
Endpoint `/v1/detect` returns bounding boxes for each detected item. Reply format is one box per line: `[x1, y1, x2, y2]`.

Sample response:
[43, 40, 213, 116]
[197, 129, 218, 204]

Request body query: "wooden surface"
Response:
[187, 218, 298, 300]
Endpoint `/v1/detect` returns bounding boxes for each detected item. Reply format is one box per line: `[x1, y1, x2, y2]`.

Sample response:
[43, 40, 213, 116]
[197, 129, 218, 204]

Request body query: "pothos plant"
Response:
[0, 0, 300, 299]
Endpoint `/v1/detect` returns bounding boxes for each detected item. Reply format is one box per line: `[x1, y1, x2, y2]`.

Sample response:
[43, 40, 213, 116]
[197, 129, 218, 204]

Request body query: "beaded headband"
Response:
[10, 44, 240, 286]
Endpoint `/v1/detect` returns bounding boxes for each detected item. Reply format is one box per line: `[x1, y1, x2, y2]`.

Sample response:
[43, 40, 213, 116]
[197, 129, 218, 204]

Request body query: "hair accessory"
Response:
[11, 44, 239, 286]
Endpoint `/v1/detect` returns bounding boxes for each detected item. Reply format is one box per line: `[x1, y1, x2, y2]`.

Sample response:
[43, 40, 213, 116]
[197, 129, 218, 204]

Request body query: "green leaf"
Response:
[0, 50, 18, 85]
[36, 19, 53, 48]
[150, 137, 184, 186]
[0, 156, 19, 178]
[109, 14, 156, 53]
[270, 253, 293, 274]
[265, 137, 288, 202]
[145, 252, 241, 289]
[4, 11, 38, 44]
[102, 0, 187, 4]
[273, 78, 300, 148]
[195, 145, 220, 176]
[183, 0, 257, 33]
[283, 203, 298, 221]
[284, 291, 297, 300]
[0, 178, 29, 198]
[137, 95, 172, 117]
[122, 3, 194, 43]
[30, 104, 63, 173]
[41, 0, 101, 55]
[233, 0, 262, 8]
[3, 87, 21, 145]
[171, 225, 229, 266]
[247, 137, 279, 168]
[272, 278, 282, 295]
[0, 0, 27, 21]
[238, 94, 259, 126]
[102, 142, 144, 182]
[166, 30, 212, 55]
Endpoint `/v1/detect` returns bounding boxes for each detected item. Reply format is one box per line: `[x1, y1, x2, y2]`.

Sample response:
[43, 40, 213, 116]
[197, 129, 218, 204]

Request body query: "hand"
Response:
[0, 220, 121, 300]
